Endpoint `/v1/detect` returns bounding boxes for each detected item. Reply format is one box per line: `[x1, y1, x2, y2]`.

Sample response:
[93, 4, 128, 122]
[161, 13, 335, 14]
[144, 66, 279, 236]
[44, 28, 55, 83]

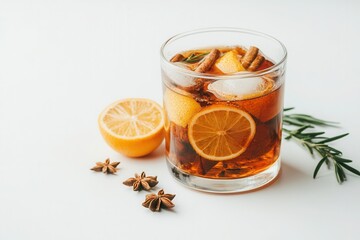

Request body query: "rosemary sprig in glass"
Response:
[182, 52, 209, 63]
[283, 108, 360, 183]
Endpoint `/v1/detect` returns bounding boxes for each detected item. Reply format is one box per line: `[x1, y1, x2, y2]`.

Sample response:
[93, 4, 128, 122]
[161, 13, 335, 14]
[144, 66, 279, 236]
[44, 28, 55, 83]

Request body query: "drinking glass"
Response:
[160, 28, 287, 193]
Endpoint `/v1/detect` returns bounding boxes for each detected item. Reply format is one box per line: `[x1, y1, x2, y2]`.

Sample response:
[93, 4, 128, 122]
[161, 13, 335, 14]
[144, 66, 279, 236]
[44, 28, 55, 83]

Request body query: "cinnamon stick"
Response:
[170, 54, 185, 63]
[195, 49, 220, 73]
[235, 46, 247, 56]
[248, 55, 265, 71]
[241, 46, 259, 69]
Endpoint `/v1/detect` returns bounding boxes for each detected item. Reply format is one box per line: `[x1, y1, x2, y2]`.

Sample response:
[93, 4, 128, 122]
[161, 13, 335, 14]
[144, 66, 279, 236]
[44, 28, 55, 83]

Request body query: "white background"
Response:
[1, 0, 360, 239]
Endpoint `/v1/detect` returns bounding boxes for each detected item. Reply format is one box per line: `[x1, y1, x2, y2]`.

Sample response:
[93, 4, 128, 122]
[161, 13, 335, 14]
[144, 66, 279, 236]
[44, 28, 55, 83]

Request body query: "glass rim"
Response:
[160, 27, 287, 80]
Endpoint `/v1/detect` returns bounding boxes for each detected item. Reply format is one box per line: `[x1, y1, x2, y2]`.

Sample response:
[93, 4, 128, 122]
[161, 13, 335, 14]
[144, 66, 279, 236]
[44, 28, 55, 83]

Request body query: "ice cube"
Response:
[163, 62, 195, 88]
[207, 76, 274, 100]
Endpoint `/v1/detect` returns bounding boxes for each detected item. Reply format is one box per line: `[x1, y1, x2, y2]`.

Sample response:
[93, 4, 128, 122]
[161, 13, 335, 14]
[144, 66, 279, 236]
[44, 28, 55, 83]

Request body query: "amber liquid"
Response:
[164, 47, 284, 179]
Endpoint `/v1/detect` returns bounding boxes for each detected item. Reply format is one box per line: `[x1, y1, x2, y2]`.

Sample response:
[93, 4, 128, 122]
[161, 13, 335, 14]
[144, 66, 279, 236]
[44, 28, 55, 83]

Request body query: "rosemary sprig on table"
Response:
[182, 52, 209, 63]
[283, 107, 360, 183]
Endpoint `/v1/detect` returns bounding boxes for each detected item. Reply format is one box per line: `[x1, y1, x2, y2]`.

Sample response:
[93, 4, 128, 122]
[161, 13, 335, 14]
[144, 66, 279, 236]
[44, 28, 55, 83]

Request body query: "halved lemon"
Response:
[98, 98, 164, 157]
[188, 105, 256, 161]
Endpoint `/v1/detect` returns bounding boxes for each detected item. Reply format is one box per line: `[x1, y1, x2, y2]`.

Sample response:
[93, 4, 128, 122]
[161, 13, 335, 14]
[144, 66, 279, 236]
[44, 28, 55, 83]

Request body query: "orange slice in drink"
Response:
[188, 105, 256, 161]
[98, 98, 164, 157]
[163, 88, 201, 128]
[214, 50, 245, 73]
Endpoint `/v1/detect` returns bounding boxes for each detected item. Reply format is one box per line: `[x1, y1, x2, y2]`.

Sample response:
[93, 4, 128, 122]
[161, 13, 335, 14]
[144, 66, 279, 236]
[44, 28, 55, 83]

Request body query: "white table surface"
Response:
[1, 1, 360, 239]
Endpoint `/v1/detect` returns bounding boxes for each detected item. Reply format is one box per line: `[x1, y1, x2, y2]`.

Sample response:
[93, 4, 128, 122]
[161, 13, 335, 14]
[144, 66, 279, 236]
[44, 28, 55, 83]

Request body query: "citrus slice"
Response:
[98, 98, 164, 157]
[188, 105, 256, 161]
[214, 50, 245, 74]
[163, 88, 201, 127]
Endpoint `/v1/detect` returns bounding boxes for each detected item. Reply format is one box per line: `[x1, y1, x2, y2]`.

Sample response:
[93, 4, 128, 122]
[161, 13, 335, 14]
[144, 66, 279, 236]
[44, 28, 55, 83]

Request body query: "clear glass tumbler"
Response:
[160, 28, 287, 193]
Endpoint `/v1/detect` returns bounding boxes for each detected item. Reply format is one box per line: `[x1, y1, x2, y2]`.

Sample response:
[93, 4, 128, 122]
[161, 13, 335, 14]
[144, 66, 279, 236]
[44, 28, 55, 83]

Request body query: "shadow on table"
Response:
[131, 143, 165, 161]
[271, 160, 308, 188]
[243, 160, 308, 194]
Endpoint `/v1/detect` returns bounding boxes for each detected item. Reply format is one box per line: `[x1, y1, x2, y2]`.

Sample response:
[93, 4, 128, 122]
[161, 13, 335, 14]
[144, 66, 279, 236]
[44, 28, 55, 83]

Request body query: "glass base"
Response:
[166, 156, 281, 193]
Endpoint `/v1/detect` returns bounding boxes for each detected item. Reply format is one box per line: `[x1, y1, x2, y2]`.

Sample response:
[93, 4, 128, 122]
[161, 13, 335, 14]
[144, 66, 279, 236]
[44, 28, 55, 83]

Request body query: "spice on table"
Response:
[123, 172, 158, 191]
[90, 158, 120, 174]
[142, 189, 175, 212]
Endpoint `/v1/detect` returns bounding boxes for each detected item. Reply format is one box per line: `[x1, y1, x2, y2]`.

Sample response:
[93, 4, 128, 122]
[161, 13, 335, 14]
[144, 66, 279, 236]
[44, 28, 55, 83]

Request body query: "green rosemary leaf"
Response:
[296, 125, 314, 133]
[304, 143, 314, 155]
[336, 163, 347, 183]
[283, 118, 308, 127]
[182, 52, 209, 63]
[287, 114, 338, 126]
[334, 164, 344, 183]
[284, 107, 295, 111]
[325, 147, 342, 156]
[303, 132, 325, 137]
[325, 158, 331, 169]
[317, 133, 349, 144]
[283, 108, 338, 127]
[333, 157, 352, 163]
[313, 157, 327, 178]
[337, 162, 360, 176]
[283, 109, 359, 184]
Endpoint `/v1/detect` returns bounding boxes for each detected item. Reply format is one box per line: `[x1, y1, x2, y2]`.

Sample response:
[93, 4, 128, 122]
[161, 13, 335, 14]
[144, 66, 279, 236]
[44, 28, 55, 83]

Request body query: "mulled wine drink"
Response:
[161, 28, 287, 192]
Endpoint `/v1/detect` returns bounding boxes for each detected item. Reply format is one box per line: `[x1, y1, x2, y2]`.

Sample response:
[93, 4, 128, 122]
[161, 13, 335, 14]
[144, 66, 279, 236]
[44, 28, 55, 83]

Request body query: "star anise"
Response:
[90, 158, 120, 174]
[142, 189, 175, 212]
[123, 172, 158, 191]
